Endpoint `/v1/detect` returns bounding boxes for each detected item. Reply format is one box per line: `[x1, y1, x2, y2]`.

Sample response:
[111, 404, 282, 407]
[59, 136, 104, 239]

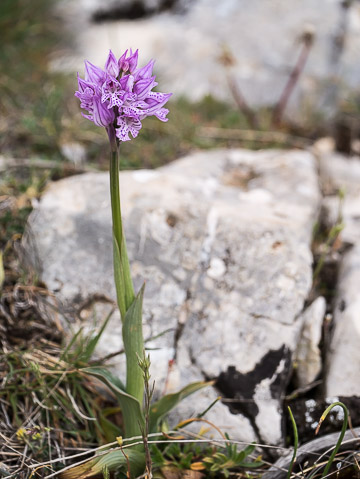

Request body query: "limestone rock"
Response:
[165, 350, 258, 443]
[294, 296, 326, 388]
[323, 192, 360, 246]
[318, 152, 360, 397]
[27, 149, 321, 444]
[319, 152, 360, 197]
[326, 245, 360, 397]
[320, 152, 360, 245]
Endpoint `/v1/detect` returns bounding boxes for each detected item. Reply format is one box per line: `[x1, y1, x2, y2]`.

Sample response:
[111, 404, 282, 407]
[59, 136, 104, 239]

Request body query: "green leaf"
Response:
[149, 381, 213, 433]
[102, 465, 110, 479]
[82, 366, 126, 391]
[60, 448, 145, 479]
[81, 366, 144, 440]
[239, 461, 264, 468]
[113, 233, 126, 320]
[122, 284, 145, 404]
[95, 449, 145, 478]
[213, 452, 228, 461]
[81, 309, 114, 363]
[119, 231, 135, 311]
[150, 444, 165, 467]
[98, 408, 122, 443]
[60, 327, 84, 361]
[113, 232, 136, 321]
[238, 443, 255, 458]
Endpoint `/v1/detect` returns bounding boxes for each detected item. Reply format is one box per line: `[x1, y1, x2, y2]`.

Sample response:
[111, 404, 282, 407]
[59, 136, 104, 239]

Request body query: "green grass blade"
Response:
[287, 406, 298, 479]
[60, 327, 84, 361]
[81, 309, 114, 363]
[0, 251, 4, 293]
[316, 401, 349, 478]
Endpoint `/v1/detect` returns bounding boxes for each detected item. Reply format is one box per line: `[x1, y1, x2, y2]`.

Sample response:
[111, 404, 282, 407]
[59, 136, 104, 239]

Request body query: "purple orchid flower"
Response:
[75, 49, 171, 141]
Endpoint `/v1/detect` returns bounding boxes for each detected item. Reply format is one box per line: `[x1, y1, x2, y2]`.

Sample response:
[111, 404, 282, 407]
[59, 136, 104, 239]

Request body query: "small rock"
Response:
[312, 137, 335, 156]
[323, 193, 360, 246]
[60, 142, 86, 166]
[319, 152, 360, 196]
[326, 245, 360, 396]
[294, 296, 326, 388]
[207, 257, 226, 279]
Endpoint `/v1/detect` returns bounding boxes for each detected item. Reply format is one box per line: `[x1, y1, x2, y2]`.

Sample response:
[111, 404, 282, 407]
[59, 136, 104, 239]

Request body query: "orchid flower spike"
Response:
[75, 49, 171, 141]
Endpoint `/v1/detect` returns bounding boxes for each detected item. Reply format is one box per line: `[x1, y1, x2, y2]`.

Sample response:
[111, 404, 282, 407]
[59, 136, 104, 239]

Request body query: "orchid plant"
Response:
[62, 50, 209, 478]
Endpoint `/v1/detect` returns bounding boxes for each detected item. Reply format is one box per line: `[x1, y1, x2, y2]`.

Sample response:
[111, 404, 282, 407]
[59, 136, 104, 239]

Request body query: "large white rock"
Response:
[27, 149, 321, 444]
[57, 0, 360, 116]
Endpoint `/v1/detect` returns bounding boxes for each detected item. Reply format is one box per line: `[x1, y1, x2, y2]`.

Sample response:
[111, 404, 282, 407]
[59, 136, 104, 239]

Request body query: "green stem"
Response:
[107, 125, 144, 407]
[109, 143, 123, 262]
[107, 126, 135, 320]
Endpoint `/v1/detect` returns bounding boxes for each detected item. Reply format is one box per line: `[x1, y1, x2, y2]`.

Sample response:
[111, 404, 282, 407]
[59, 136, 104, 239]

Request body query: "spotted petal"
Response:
[116, 117, 142, 141]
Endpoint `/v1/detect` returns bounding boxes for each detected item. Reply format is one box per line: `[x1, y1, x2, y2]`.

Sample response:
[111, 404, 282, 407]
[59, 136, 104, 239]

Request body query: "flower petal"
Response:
[116, 117, 131, 141]
[133, 76, 156, 100]
[84, 60, 105, 85]
[133, 59, 155, 81]
[92, 98, 115, 127]
[76, 50, 171, 140]
[116, 117, 142, 141]
[76, 74, 93, 93]
[104, 50, 120, 78]
[154, 108, 170, 122]
[101, 77, 126, 108]
[118, 49, 129, 72]
[141, 92, 172, 116]
[128, 49, 139, 73]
